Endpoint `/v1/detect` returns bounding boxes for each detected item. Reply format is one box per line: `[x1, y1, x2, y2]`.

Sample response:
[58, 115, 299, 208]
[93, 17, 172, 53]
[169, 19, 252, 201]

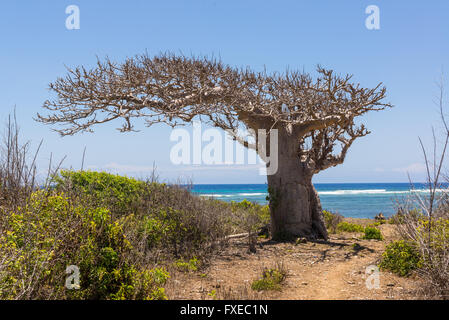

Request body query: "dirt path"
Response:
[166, 223, 420, 300]
[304, 257, 357, 299]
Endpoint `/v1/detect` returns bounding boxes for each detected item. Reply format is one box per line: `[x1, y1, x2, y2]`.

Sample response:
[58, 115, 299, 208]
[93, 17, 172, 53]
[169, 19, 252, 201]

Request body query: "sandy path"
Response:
[166, 224, 420, 300]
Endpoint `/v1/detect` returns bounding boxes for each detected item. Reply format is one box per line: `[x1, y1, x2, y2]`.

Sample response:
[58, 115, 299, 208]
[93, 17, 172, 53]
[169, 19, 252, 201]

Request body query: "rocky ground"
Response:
[165, 220, 422, 300]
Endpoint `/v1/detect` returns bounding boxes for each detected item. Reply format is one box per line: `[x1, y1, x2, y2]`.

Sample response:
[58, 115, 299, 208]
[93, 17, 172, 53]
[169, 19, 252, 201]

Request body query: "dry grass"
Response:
[393, 78, 449, 299]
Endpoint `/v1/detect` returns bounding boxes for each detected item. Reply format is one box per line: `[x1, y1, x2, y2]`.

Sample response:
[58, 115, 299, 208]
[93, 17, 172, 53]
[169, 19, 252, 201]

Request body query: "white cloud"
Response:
[175, 164, 264, 172]
[392, 162, 427, 173]
[87, 162, 265, 174]
[87, 162, 156, 173]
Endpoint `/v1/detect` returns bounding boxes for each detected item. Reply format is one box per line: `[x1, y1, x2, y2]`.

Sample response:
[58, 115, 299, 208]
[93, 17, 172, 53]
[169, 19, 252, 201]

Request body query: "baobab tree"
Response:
[37, 53, 391, 240]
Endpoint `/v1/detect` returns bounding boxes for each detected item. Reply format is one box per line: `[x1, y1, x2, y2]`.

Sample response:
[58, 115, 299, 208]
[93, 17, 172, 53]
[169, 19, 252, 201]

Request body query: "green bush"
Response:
[389, 208, 423, 225]
[336, 221, 365, 233]
[379, 240, 421, 276]
[230, 200, 271, 251]
[0, 170, 279, 299]
[231, 199, 271, 226]
[363, 226, 383, 240]
[174, 257, 200, 272]
[323, 210, 343, 234]
[55, 170, 149, 216]
[251, 267, 286, 291]
[415, 217, 449, 250]
[57, 170, 233, 259]
[0, 190, 168, 300]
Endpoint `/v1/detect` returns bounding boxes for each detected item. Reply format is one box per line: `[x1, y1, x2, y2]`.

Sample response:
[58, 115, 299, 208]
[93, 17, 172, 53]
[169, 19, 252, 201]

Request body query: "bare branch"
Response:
[37, 53, 391, 172]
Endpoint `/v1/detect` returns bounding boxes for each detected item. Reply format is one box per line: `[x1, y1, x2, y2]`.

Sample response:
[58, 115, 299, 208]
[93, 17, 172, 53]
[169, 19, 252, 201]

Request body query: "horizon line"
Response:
[187, 181, 435, 185]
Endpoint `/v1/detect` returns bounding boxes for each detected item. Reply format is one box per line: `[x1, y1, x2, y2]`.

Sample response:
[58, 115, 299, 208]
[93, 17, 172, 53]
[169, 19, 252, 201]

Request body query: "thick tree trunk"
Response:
[266, 131, 328, 241]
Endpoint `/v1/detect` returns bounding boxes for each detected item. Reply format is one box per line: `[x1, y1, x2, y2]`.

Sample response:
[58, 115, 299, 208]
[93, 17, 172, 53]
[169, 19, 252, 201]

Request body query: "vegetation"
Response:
[230, 199, 270, 252]
[0, 190, 169, 299]
[55, 170, 148, 216]
[38, 53, 391, 240]
[323, 211, 368, 234]
[174, 257, 200, 272]
[397, 212, 449, 297]
[3, 100, 449, 300]
[231, 199, 270, 226]
[56, 170, 236, 259]
[251, 264, 287, 291]
[0, 167, 268, 299]
[336, 221, 365, 233]
[0, 116, 270, 299]
[386, 79, 449, 299]
[363, 226, 383, 240]
[323, 210, 343, 234]
[379, 240, 421, 277]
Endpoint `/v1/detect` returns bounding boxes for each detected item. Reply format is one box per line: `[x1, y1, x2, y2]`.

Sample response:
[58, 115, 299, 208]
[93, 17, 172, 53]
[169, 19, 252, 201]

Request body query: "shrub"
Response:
[0, 113, 38, 208]
[396, 207, 449, 298]
[231, 200, 270, 251]
[141, 198, 233, 258]
[174, 257, 200, 272]
[415, 217, 449, 251]
[57, 170, 234, 260]
[231, 200, 270, 226]
[0, 190, 168, 300]
[323, 210, 343, 234]
[336, 221, 365, 233]
[379, 240, 421, 276]
[413, 217, 449, 297]
[0, 168, 277, 299]
[363, 226, 383, 240]
[55, 170, 148, 216]
[389, 208, 422, 225]
[251, 266, 287, 291]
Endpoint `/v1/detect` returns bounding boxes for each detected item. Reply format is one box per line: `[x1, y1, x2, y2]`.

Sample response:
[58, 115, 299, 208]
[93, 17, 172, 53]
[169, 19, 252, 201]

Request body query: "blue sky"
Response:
[0, 0, 448, 183]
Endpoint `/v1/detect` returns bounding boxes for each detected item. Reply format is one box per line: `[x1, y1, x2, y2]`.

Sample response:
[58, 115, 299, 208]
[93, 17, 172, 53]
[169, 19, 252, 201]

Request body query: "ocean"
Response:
[191, 183, 445, 219]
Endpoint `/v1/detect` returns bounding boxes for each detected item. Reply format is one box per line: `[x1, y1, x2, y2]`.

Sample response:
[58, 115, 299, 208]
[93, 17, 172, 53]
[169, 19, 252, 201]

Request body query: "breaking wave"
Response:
[198, 194, 234, 198]
[199, 192, 266, 197]
[318, 189, 447, 195]
[198, 189, 447, 198]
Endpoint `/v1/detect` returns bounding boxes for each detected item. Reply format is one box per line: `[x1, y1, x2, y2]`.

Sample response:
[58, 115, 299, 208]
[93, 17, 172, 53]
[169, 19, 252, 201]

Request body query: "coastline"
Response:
[191, 182, 445, 218]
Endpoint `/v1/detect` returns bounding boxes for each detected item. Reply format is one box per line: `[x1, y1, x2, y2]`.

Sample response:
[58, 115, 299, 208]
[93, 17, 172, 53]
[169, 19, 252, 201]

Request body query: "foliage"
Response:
[57, 170, 235, 259]
[396, 206, 449, 298]
[0, 190, 169, 300]
[379, 240, 421, 276]
[174, 257, 200, 272]
[207, 289, 217, 300]
[229, 199, 271, 251]
[55, 170, 148, 216]
[415, 217, 449, 251]
[336, 221, 365, 233]
[323, 210, 343, 234]
[389, 209, 422, 225]
[251, 266, 287, 291]
[363, 226, 383, 240]
[231, 199, 270, 226]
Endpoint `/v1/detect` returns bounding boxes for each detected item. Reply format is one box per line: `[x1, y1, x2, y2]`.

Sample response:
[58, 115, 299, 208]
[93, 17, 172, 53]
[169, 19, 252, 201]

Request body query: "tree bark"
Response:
[266, 131, 328, 241]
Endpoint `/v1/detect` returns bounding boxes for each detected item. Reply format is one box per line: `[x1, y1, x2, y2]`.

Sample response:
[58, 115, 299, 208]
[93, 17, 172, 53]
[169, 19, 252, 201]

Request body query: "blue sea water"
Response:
[191, 183, 446, 219]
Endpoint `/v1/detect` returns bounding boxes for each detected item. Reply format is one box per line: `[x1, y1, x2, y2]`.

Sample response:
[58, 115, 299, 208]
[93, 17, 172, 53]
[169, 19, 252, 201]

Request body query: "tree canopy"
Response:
[38, 53, 391, 173]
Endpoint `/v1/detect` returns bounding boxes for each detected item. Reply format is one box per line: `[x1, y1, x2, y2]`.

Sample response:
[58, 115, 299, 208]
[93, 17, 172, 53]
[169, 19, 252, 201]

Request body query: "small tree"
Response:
[37, 53, 391, 240]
